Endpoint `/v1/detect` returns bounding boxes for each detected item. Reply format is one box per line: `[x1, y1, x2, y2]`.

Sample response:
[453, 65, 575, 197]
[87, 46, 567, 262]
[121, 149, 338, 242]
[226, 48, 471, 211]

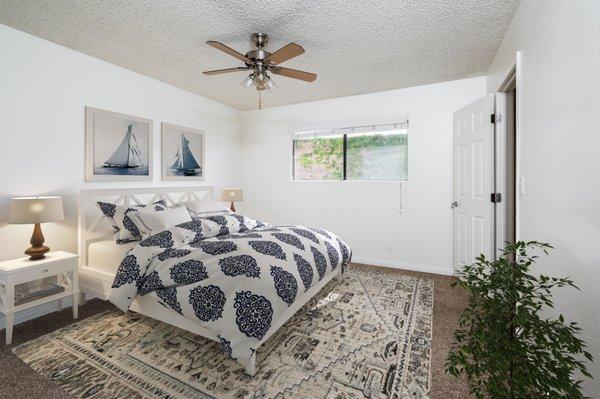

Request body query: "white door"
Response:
[453, 94, 495, 274]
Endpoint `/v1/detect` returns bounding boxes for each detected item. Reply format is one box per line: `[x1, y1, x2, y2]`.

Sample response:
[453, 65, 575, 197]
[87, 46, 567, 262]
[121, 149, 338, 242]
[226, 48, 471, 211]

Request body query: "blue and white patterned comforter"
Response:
[108, 213, 351, 367]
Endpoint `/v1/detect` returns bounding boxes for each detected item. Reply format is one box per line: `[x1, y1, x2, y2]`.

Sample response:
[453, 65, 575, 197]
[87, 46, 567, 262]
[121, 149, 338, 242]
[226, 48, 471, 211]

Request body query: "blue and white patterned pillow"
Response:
[97, 200, 167, 244]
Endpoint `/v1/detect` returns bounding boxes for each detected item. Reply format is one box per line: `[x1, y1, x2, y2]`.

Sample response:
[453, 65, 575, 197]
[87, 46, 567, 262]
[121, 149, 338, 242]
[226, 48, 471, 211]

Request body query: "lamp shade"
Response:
[9, 196, 64, 224]
[220, 188, 243, 202]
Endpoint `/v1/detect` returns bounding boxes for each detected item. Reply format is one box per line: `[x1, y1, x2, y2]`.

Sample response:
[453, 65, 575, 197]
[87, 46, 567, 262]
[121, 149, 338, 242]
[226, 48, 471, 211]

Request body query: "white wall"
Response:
[487, 1, 600, 393]
[242, 77, 486, 275]
[0, 24, 243, 263]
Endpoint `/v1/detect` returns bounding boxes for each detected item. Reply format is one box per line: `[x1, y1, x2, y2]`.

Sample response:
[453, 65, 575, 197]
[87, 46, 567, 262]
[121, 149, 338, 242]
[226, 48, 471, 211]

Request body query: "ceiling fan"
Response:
[203, 33, 317, 108]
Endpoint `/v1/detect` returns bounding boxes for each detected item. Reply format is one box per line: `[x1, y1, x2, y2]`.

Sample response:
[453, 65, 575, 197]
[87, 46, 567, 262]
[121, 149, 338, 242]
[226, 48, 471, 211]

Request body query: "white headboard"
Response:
[78, 186, 214, 267]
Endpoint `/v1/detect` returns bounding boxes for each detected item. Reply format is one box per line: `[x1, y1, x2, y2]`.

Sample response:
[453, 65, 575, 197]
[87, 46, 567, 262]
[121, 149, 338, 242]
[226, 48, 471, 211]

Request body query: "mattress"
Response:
[88, 239, 137, 274]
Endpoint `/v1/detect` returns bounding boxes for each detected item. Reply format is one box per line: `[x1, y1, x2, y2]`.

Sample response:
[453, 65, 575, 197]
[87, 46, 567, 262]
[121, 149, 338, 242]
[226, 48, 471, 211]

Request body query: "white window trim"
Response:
[289, 118, 408, 137]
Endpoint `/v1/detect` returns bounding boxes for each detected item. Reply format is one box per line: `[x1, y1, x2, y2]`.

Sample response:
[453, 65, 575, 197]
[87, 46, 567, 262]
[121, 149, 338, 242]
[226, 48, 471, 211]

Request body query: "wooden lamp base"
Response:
[229, 201, 236, 212]
[24, 223, 50, 261]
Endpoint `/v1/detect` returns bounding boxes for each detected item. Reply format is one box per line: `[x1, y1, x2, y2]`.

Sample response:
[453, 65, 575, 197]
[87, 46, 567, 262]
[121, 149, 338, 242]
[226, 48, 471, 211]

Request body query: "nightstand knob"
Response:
[43, 268, 49, 273]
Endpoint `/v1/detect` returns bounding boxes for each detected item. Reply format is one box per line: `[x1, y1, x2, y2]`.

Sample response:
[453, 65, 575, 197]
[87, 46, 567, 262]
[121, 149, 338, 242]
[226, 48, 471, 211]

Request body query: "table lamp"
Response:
[220, 188, 243, 212]
[9, 196, 64, 260]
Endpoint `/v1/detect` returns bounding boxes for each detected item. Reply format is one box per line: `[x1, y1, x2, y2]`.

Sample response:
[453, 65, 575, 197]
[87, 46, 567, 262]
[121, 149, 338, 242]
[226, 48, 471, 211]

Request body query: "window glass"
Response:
[292, 135, 344, 180]
[346, 129, 407, 180]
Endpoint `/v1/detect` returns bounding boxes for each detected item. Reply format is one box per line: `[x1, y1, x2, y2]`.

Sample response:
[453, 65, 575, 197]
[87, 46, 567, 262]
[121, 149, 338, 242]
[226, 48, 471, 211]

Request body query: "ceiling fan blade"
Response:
[264, 43, 305, 65]
[270, 66, 317, 82]
[203, 67, 250, 75]
[207, 41, 254, 65]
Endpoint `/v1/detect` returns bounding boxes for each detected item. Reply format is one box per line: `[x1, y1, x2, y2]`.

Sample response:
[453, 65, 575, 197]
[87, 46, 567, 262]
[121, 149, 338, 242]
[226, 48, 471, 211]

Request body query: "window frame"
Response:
[290, 122, 408, 182]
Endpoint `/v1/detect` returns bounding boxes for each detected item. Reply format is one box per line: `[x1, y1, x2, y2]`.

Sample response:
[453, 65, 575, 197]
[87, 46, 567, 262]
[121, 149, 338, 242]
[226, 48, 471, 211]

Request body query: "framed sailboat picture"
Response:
[161, 123, 205, 181]
[85, 107, 153, 181]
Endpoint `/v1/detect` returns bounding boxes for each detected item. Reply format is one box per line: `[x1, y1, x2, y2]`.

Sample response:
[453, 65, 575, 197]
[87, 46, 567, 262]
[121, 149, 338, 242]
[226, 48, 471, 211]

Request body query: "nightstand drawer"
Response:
[10, 257, 78, 284]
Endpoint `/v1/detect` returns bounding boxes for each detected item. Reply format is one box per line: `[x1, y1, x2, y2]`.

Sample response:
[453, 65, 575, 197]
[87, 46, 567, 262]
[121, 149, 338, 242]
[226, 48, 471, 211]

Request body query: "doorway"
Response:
[504, 86, 516, 245]
[495, 56, 520, 254]
[452, 55, 520, 273]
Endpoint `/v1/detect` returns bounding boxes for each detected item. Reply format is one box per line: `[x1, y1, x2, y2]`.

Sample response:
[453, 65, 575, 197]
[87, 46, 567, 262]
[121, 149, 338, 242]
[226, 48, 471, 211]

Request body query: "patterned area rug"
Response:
[13, 267, 433, 399]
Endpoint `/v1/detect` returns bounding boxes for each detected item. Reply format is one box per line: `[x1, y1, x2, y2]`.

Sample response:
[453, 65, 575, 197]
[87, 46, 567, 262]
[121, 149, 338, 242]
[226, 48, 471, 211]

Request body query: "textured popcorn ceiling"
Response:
[0, 0, 519, 110]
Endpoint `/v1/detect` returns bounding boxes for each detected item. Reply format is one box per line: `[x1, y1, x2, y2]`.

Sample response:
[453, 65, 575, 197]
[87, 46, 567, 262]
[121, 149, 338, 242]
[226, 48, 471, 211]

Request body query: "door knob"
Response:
[450, 201, 458, 209]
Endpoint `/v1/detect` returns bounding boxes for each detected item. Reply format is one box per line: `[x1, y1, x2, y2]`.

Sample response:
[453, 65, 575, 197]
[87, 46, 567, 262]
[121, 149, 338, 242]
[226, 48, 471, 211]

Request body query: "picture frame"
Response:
[161, 122, 205, 181]
[85, 107, 153, 181]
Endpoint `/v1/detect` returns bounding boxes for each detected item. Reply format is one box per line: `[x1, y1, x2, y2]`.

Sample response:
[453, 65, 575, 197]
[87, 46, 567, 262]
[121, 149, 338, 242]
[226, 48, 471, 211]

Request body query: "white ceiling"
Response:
[0, 0, 519, 110]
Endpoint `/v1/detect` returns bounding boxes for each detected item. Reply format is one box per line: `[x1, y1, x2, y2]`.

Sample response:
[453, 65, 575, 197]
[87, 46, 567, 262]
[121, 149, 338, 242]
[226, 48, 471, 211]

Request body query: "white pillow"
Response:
[97, 200, 168, 244]
[131, 206, 192, 235]
[178, 199, 231, 218]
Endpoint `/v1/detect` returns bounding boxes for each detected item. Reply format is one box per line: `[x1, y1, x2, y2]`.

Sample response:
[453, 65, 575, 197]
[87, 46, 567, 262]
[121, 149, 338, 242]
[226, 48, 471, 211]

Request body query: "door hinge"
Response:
[490, 113, 502, 124]
[490, 193, 502, 203]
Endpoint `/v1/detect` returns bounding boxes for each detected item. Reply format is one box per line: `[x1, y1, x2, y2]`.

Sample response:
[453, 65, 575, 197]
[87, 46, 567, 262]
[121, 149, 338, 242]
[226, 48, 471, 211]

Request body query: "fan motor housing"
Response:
[245, 49, 271, 65]
[246, 33, 271, 66]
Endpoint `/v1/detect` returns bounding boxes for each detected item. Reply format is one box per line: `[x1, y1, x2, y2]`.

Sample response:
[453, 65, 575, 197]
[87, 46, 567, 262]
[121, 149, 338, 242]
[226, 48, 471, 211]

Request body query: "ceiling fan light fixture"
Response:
[253, 72, 272, 91]
[241, 72, 273, 91]
[241, 74, 255, 90]
[204, 33, 316, 108]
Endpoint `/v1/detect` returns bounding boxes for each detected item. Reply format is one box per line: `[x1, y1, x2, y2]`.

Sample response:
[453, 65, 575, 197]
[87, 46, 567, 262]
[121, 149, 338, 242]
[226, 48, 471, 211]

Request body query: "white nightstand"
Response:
[0, 251, 79, 345]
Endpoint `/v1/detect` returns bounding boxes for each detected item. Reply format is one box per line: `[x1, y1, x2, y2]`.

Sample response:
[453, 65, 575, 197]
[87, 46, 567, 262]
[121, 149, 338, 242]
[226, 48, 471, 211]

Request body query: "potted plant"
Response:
[446, 241, 593, 398]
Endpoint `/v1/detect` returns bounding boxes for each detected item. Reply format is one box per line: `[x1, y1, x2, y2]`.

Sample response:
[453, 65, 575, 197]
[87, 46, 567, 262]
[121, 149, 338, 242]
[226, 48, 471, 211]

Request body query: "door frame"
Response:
[494, 51, 522, 251]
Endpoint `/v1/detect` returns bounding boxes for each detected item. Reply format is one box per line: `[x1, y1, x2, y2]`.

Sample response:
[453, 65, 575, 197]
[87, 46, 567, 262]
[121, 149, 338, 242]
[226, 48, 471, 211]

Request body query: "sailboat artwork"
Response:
[170, 133, 202, 176]
[103, 124, 144, 169]
[162, 123, 204, 181]
[86, 107, 152, 181]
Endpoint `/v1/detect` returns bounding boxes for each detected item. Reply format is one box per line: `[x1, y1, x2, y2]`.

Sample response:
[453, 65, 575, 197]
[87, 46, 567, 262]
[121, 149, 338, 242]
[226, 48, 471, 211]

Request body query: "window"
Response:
[292, 122, 408, 181]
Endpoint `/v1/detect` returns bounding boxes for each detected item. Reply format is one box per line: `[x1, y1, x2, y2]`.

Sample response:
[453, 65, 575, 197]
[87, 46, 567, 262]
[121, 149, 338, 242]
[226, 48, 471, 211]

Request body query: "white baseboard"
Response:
[0, 297, 74, 330]
[352, 256, 454, 276]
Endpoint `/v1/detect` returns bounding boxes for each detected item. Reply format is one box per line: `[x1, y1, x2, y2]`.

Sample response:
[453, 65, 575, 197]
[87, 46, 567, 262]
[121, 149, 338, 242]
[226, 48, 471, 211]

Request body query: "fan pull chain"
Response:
[258, 90, 262, 110]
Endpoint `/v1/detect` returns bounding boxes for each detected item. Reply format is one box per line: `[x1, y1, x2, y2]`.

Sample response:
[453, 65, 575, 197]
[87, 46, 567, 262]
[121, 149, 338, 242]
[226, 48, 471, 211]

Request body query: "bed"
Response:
[78, 186, 350, 375]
